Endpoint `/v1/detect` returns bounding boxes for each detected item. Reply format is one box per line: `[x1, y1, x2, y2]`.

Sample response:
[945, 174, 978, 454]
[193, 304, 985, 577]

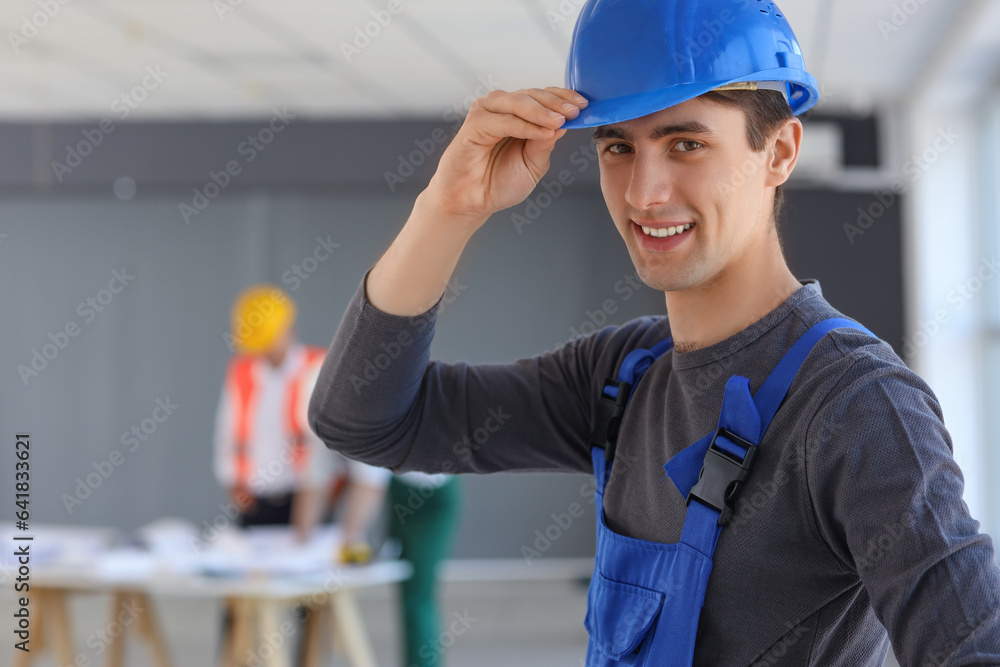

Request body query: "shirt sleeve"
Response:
[213, 368, 236, 489]
[806, 351, 1000, 665]
[298, 354, 391, 489]
[307, 270, 646, 476]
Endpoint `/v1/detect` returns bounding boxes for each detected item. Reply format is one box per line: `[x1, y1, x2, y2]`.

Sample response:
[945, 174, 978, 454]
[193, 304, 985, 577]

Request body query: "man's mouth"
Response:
[637, 222, 695, 238]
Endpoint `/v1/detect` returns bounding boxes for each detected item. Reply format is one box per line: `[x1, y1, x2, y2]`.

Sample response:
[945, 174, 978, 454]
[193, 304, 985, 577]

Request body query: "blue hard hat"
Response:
[562, 0, 819, 129]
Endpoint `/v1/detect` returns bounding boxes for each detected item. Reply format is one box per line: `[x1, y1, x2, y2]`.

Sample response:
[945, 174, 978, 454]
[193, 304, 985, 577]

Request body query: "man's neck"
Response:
[664, 242, 801, 354]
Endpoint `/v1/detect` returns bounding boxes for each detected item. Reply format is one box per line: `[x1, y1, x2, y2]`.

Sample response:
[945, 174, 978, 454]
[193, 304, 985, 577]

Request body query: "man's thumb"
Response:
[523, 129, 566, 180]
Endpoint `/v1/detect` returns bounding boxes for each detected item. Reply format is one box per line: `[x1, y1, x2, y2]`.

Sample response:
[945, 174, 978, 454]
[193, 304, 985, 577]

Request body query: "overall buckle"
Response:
[590, 379, 631, 463]
[686, 427, 758, 526]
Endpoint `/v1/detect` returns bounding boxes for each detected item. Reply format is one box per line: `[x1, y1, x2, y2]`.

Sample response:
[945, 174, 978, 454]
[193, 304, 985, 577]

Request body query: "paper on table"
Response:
[0, 523, 117, 571]
[194, 524, 343, 577]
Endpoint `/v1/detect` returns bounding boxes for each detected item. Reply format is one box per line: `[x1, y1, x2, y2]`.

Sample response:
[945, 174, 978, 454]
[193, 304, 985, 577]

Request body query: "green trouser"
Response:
[388, 476, 462, 667]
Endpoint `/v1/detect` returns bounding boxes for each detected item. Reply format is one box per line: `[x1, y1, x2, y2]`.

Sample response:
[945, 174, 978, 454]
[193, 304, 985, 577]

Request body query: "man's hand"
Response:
[424, 87, 587, 228]
[229, 487, 256, 516]
[364, 86, 587, 317]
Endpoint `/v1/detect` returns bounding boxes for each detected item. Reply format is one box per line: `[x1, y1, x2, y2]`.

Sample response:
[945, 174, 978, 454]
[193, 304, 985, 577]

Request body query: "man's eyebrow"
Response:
[593, 120, 715, 142]
[593, 125, 630, 141]
[650, 121, 714, 140]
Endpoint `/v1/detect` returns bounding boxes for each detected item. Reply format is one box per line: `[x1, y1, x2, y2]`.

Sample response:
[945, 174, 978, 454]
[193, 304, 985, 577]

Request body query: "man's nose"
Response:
[624, 151, 672, 212]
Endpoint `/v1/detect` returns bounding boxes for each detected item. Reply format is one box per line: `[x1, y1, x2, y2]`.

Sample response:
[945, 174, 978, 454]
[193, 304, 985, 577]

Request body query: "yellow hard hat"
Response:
[230, 284, 296, 354]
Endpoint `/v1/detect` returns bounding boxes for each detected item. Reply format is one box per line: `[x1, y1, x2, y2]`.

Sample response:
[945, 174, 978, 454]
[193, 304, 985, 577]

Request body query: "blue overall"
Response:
[584, 318, 873, 666]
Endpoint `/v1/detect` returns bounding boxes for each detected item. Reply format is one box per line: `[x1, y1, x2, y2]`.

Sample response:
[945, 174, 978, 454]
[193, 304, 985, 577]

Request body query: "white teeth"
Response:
[640, 223, 693, 238]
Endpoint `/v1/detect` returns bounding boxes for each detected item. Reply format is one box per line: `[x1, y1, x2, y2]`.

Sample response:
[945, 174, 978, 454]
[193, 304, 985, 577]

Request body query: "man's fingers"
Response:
[514, 87, 586, 119]
[463, 87, 590, 146]
[543, 86, 590, 109]
[476, 88, 582, 128]
[522, 127, 568, 174]
[465, 107, 560, 144]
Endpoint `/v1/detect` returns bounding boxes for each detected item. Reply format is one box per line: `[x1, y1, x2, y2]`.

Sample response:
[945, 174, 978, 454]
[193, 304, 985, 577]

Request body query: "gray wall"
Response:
[0, 118, 903, 560]
[0, 136, 660, 559]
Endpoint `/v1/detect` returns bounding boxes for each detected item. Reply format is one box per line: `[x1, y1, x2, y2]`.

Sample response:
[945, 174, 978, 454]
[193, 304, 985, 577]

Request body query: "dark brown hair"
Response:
[699, 89, 794, 224]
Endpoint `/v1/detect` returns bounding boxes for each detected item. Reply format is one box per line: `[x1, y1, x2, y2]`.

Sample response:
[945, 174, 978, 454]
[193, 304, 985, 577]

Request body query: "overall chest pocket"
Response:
[585, 571, 664, 661]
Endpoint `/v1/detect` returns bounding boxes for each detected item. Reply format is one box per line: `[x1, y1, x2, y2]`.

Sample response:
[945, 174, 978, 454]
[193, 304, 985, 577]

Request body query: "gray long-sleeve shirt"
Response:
[309, 272, 1000, 666]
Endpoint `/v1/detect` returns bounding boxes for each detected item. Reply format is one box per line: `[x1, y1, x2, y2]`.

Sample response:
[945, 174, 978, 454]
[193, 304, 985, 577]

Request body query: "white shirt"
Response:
[213, 343, 389, 495]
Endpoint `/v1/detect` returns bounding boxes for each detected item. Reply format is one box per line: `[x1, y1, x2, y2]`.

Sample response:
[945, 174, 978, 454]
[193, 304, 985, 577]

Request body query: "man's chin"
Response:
[633, 263, 701, 294]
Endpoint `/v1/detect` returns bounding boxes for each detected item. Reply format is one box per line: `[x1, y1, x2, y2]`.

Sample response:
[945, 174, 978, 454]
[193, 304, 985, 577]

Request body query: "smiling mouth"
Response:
[635, 222, 695, 238]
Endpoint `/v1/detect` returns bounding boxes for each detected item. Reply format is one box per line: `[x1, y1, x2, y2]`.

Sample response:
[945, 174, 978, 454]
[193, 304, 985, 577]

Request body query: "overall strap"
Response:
[670, 318, 874, 556]
[590, 335, 674, 467]
[752, 317, 868, 438]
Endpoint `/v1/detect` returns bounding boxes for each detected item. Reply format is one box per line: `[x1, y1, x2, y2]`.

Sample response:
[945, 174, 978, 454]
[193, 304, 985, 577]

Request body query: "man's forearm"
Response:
[291, 487, 322, 542]
[365, 190, 479, 317]
[339, 482, 387, 546]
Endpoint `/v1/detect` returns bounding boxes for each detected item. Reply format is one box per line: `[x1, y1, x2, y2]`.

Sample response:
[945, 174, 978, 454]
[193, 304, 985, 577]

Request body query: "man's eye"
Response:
[676, 140, 703, 152]
[604, 143, 632, 155]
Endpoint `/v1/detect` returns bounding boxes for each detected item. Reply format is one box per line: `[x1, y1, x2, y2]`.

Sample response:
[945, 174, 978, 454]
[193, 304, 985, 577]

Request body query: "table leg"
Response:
[43, 589, 76, 667]
[12, 589, 75, 667]
[299, 600, 323, 667]
[230, 598, 257, 667]
[329, 589, 377, 667]
[131, 592, 172, 667]
[258, 601, 290, 667]
[219, 598, 236, 667]
[11, 588, 42, 667]
[106, 592, 126, 667]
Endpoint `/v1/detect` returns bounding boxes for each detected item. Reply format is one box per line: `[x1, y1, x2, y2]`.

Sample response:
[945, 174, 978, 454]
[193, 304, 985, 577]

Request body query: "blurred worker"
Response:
[214, 284, 389, 666]
[214, 284, 389, 553]
[388, 472, 461, 667]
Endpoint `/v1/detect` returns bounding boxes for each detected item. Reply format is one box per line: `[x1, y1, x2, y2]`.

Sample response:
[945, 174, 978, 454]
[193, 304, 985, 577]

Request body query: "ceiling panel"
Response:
[0, 0, 993, 121]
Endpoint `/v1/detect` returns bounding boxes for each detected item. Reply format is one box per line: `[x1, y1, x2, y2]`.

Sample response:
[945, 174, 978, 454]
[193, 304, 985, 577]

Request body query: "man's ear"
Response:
[764, 117, 802, 187]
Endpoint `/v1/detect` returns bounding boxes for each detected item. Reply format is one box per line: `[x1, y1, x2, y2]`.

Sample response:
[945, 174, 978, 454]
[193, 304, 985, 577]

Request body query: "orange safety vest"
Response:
[225, 345, 328, 496]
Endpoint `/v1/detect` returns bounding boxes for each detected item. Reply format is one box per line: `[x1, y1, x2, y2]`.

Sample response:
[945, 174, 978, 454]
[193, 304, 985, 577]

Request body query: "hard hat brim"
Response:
[562, 70, 819, 130]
